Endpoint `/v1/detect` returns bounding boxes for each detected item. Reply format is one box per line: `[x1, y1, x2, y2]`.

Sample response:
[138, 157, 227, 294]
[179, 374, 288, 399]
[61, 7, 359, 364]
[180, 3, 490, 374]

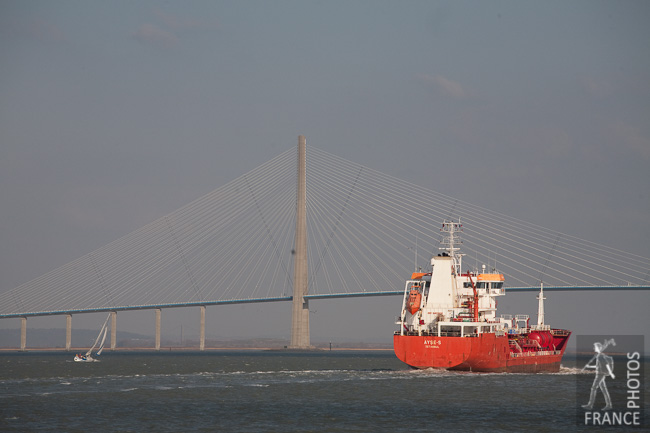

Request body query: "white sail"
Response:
[85, 314, 111, 357]
[96, 327, 108, 356]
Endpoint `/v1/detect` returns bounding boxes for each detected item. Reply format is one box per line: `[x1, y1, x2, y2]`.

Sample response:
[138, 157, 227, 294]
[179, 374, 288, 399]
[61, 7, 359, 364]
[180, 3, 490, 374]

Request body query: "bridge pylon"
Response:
[290, 135, 312, 348]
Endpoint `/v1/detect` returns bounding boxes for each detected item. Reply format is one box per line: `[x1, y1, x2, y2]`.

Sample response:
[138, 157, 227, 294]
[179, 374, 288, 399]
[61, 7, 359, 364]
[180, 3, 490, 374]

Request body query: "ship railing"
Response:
[510, 350, 561, 358]
[396, 330, 469, 338]
[396, 330, 481, 338]
[396, 328, 513, 338]
[439, 331, 482, 337]
[396, 331, 494, 338]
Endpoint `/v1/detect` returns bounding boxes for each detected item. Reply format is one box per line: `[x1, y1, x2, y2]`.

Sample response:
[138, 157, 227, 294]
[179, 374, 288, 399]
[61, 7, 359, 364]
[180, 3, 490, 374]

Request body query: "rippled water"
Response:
[0, 351, 643, 432]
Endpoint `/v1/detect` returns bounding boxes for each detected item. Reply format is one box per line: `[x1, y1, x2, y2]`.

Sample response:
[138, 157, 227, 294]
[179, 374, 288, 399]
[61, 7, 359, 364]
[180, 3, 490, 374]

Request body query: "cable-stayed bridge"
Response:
[1, 137, 649, 350]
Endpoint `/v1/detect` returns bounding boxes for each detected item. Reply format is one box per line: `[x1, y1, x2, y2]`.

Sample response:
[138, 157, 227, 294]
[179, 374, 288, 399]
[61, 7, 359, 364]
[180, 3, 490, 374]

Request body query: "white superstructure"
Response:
[397, 220, 508, 337]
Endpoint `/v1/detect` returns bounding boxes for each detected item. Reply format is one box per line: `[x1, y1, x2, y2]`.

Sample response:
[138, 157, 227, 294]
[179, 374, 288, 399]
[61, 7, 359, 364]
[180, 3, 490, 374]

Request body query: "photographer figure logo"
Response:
[582, 338, 616, 410]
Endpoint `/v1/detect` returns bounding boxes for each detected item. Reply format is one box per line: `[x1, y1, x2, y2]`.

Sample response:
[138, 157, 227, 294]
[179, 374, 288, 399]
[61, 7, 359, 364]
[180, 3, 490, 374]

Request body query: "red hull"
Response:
[393, 332, 570, 373]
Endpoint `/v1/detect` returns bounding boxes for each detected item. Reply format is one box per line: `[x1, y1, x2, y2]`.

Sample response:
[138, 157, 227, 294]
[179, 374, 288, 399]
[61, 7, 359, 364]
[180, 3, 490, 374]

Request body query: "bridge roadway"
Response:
[2, 285, 648, 351]
[1, 285, 648, 319]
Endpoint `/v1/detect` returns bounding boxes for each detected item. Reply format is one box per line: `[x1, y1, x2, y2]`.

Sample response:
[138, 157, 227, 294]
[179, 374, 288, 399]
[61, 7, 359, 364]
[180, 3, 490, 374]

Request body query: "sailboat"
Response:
[74, 314, 110, 362]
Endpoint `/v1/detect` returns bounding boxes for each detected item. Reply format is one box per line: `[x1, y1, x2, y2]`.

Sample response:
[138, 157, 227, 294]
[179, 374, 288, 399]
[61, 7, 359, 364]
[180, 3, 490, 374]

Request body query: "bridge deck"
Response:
[1, 286, 648, 319]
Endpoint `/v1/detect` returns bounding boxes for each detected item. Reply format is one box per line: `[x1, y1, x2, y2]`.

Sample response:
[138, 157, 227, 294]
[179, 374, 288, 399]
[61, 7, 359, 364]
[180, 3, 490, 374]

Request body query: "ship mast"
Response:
[536, 282, 545, 327]
[440, 220, 463, 274]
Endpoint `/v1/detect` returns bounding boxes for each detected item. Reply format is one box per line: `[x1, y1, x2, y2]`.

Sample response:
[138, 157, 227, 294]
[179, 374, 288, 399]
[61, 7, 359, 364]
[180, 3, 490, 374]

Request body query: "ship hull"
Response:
[393, 333, 568, 373]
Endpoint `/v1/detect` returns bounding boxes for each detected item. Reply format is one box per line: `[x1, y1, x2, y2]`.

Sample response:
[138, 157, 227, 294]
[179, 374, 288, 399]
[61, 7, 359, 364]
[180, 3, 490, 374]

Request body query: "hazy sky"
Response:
[1, 1, 648, 347]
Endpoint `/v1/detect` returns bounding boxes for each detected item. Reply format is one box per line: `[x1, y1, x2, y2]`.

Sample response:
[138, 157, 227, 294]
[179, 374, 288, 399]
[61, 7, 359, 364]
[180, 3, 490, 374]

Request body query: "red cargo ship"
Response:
[393, 220, 571, 372]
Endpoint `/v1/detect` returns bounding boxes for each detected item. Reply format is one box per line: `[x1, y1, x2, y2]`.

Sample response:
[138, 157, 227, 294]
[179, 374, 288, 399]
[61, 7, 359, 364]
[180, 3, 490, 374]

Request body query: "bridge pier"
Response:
[155, 308, 161, 350]
[199, 306, 205, 351]
[20, 317, 26, 350]
[110, 311, 117, 349]
[290, 135, 311, 348]
[66, 314, 72, 351]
